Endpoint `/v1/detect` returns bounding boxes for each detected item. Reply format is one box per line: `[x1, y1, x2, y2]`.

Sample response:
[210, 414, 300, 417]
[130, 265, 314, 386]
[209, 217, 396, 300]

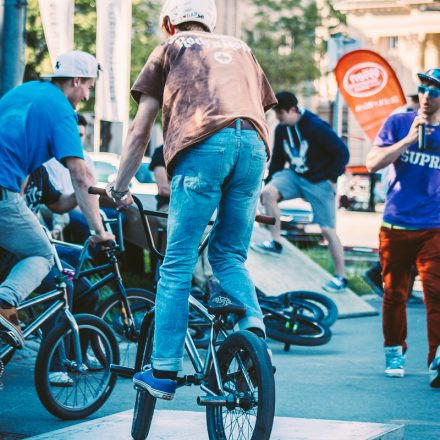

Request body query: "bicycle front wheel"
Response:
[206, 330, 275, 440]
[98, 288, 155, 368]
[34, 314, 119, 420]
[131, 314, 156, 440]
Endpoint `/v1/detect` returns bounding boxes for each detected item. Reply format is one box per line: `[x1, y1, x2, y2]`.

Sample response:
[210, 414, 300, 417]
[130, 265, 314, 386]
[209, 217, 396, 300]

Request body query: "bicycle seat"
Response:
[207, 280, 247, 317]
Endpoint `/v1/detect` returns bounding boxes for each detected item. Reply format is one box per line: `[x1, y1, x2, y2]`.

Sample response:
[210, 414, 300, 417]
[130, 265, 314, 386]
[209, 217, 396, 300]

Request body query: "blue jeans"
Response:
[152, 121, 267, 371]
[0, 191, 54, 307]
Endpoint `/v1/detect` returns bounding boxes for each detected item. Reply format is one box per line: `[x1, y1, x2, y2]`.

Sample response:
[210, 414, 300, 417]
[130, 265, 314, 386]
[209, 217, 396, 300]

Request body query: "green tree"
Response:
[24, 0, 160, 115]
[245, 0, 345, 93]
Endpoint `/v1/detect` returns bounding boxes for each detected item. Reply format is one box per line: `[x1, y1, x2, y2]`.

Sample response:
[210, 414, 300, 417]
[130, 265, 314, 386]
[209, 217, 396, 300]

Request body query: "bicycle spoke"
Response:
[45, 326, 113, 411]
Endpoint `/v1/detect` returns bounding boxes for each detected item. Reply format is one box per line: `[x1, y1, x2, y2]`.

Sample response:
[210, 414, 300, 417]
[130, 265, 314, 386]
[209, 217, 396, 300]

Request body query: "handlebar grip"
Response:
[255, 215, 276, 225]
[88, 186, 107, 196]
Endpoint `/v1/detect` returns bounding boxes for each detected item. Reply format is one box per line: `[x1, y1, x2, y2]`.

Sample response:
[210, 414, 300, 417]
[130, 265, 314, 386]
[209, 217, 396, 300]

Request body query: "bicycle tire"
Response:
[279, 291, 338, 327]
[261, 296, 325, 323]
[264, 313, 331, 346]
[34, 313, 119, 420]
[97, 288, 155, 368]
[131, 315, 157, 440]
[206, 330, 275, 440]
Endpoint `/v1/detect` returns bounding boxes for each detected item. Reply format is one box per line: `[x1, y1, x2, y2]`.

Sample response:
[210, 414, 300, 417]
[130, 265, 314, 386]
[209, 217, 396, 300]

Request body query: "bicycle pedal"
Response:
[133, 383, 147, 392]
[176, 374, 197, 386]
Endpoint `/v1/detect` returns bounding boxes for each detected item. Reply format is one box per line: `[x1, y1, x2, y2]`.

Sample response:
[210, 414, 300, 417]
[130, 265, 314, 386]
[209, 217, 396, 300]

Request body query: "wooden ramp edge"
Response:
[246, 227, 377, 318]
[29, 409, 404, 440]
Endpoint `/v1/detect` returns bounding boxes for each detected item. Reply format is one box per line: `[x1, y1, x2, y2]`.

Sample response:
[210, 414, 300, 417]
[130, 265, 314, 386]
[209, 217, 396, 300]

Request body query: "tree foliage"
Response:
[24, 0, 160, 115]
[244, 0, 346, 93]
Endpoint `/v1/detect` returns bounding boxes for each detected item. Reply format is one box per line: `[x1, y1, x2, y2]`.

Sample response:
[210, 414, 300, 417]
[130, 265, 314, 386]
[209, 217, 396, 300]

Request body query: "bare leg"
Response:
[260, 187, 282, 243]
[322, 227, 345, 276]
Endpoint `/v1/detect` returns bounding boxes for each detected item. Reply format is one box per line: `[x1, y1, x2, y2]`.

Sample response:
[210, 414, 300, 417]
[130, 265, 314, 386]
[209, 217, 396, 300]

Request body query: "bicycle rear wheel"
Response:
[131, 314, 157, 440]
[34, 314, 119, 419]
[98, 288, 155, 368]
[264, 313, 331, 346]
[279, 291, 338, 327]
[206, 331, 275, 440]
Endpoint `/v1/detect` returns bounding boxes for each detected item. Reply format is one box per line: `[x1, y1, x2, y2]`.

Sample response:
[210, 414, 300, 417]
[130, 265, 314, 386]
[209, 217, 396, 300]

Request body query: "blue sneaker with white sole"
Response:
[133, 367, 177, 400]
[429, 347, 440, 388]
[384, 346, 405, 378]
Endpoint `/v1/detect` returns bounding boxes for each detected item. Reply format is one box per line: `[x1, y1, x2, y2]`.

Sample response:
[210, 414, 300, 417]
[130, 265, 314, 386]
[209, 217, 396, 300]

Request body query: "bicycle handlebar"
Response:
[88, 186, 275, 225]
[89, 185, 275, 261]
[88, 187, 109, 196]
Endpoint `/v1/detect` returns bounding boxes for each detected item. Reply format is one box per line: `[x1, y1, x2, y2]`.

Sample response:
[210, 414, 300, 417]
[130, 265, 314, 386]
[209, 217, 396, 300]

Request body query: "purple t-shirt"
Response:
[375, 111, 440, 229]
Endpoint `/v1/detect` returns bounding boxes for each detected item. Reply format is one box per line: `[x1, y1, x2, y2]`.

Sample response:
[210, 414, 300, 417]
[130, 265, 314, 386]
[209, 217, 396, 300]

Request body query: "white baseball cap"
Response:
[160, 0, 217, 33]
[41, 51, 101, 79]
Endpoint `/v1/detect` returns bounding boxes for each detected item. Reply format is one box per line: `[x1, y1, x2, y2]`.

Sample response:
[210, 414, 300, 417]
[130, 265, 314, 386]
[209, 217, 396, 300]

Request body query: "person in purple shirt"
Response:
[367, 68, 440, 388]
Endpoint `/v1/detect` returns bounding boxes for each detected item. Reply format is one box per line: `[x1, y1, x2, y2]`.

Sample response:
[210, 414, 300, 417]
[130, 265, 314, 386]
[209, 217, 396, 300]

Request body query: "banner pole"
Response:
[332, 35, 344, 136]
[1, 0, 27, 97]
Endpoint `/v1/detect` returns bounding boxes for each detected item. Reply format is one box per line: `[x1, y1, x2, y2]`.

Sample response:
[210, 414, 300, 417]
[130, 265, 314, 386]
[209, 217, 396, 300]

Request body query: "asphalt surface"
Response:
[0, 297, 439, 439]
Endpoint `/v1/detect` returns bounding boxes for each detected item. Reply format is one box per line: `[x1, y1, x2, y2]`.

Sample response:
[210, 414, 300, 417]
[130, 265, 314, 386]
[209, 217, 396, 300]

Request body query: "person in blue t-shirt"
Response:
[366, 68, 440, 388]
[0, 51, 114, 350]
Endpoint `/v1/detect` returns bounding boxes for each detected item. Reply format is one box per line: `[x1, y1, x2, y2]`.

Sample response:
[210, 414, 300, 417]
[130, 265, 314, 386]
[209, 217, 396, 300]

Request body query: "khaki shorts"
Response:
[267, 168, 336, 229]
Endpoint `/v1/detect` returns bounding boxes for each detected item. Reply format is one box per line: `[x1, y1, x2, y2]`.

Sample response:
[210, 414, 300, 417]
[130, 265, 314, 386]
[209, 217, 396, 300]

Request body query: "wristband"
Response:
[110, 186, 129, 202]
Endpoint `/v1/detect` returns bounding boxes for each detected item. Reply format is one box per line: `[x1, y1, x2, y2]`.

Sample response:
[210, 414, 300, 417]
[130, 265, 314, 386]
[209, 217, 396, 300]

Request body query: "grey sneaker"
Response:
[251, 240, 282, 256]
[429, 347, 440, 388]
[322, 275, 348, 293]
[384, 346, 405, 378]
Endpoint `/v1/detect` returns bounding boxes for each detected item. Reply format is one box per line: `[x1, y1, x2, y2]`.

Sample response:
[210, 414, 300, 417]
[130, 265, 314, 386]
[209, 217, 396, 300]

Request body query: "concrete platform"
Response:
[247, 227, 378, 318]
[29, 410, 403, 440]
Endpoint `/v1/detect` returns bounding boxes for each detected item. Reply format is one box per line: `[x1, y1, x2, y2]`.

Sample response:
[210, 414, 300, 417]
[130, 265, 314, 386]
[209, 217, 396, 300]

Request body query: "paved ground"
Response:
[336, 209, 383, 249]
[1, 297, 438, 439]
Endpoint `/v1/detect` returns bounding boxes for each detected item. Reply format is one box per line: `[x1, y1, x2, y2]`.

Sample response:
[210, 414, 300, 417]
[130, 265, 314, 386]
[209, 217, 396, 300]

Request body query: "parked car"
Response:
[278, 198, 322, 245]
[88, 152, 158, 210]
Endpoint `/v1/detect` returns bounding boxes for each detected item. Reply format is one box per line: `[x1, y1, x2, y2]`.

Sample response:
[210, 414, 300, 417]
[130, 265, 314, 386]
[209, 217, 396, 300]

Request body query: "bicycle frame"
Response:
[51, 210, 138, 335]
[84, 189, 274, 398]
[0, 227, 84, 367]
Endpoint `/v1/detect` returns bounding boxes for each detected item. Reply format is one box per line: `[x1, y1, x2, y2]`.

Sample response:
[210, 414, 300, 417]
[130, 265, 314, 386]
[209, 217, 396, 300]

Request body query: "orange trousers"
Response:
[380, 227, 440, 366]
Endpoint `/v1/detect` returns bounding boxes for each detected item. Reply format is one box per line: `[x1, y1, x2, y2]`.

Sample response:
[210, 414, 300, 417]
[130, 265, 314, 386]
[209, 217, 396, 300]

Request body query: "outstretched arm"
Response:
[108, 94, 161, 207]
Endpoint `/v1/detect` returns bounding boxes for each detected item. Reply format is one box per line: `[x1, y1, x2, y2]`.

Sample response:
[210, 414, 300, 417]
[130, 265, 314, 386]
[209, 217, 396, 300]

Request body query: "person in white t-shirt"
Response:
[43, 115, 97, 241]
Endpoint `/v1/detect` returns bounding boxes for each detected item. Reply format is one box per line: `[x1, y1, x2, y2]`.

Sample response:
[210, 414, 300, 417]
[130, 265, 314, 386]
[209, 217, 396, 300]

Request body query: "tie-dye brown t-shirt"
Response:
[131, 31, 277, 171]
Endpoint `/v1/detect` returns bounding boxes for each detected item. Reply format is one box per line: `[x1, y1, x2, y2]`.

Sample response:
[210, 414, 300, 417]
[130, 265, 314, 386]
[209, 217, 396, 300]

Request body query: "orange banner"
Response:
[334, 50, 406, 143]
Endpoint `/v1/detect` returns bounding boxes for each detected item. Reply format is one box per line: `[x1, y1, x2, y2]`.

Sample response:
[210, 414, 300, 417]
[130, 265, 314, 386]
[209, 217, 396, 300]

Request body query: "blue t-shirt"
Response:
[0, 81, 84, 192]
[375, 111, 440, 229]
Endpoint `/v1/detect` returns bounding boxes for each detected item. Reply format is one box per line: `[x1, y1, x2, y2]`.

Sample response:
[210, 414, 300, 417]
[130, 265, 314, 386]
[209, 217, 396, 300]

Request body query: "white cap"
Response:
[41, 51, 101, 79]
[160, 0, 217, 33]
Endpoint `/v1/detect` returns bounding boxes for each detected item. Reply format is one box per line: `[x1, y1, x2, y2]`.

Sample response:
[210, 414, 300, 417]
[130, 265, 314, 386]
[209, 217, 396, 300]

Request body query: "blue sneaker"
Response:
[384, 346, 405, 378]
[133, 367, 177, 400]
[429, 347, 440, 388]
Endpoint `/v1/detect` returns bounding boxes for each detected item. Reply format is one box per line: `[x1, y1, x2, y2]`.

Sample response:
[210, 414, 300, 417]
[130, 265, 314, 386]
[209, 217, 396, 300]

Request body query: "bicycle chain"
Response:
[0, 359, 4, 390]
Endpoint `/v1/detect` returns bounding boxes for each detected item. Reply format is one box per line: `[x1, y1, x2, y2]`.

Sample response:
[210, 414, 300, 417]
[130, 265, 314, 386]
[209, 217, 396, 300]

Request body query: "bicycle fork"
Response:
[64, 309, 85, 370]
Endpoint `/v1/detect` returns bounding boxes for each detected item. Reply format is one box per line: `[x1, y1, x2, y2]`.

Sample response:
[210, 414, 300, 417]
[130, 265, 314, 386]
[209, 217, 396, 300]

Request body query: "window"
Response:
[94, 161, 118, 183]
[388, 36, 399, 50]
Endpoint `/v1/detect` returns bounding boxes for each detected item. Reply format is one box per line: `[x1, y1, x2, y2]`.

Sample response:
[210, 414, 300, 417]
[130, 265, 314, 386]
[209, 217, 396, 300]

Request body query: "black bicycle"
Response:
[89, 187, 276, 440]
[54, 210, 156, 369]
[147, 217, 335, 353]
[0, 227, 119, 419]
